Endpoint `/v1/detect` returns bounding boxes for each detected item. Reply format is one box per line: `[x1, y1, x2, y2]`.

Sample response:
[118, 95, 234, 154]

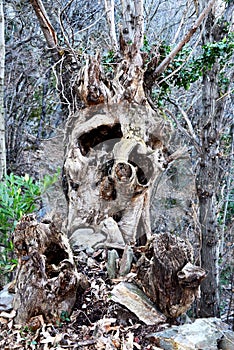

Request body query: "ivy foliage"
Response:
[147, 31, 234, 104]
[101, 30, 233, 106]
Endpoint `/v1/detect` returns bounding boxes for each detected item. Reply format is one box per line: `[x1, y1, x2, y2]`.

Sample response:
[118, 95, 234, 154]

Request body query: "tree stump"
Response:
[134, 232, 206, 318]
[12, 215, 79, 324]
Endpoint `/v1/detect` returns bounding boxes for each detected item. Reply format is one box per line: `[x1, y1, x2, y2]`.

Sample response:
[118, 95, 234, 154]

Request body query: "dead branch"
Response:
[164, 108, 201, 153]
[30, 0, 58, 50]
[168, 99, 198, 142]
[104, 0, 118, 51]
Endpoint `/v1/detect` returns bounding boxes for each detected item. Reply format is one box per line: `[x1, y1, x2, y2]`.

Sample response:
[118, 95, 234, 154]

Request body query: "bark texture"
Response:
[196, 2, 233, 317]
[13, 215, 79, 324]
[0, 0, 5, 179]
[134, 233, 206, 318]
[63, 102, 171, 247]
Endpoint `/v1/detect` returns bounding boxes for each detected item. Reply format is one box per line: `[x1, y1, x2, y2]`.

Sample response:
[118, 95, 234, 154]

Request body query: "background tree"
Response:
[4, 0, 61, 174]
[196, 0, 234, 318]
[144, 0, 233, 317]
[0, 0, 5, 179]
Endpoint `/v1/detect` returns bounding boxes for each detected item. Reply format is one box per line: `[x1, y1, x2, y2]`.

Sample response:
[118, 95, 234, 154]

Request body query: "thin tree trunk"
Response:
[0, 0, 5, 179]
[104, 0, 118, 51]
[196, 1, 232, 316]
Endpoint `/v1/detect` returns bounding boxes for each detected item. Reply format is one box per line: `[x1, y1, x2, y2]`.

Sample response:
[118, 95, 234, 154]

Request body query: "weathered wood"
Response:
[134, 233, 206, 318]
[63, 102, 172, 249]
[21, 0, 210, 326]
[12, 215, 79, 324]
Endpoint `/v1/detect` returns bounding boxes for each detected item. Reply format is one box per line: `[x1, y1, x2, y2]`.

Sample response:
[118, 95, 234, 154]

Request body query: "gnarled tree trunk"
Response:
[63, 102, 171, 247]
[12, 0, 213, 324]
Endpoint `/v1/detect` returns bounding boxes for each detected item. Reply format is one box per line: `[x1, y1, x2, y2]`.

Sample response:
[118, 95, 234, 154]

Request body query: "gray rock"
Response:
[218, 330, 234, 350]
[119, 245, 133, 277]
[111, 282, 166, 325]
[106, 249, 119, 279]
[147, 318, 232, 350]
[0, 285, 14, 312]
[70, 228, 105, 248]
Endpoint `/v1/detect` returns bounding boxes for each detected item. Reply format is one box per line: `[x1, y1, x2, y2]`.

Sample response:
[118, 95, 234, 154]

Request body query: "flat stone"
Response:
[147, 318, 232, 350]
[111, 282, 166, 325]
[69, 228, 105, 248]
[0, 285, 14, 312]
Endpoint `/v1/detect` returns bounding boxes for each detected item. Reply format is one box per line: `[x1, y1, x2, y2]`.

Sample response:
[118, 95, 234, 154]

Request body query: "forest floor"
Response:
[0, 127, 233, 349]
[0, 245, 168, 349]
[0, 242, 233, 349]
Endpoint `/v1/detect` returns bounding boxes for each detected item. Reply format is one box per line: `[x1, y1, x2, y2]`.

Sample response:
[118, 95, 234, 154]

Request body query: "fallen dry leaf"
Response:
[0, 310, 16, 319]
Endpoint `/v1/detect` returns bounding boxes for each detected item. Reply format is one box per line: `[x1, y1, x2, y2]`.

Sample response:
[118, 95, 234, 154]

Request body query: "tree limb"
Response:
[152, 0, 216, 78]
[168, 98, 198, 142]
[133, 0, 144, 50]
[164, 107, 201, 153]
[30, 0, 57, 50]
[121, 0, 144, 53]
[104, 0, 118, 51]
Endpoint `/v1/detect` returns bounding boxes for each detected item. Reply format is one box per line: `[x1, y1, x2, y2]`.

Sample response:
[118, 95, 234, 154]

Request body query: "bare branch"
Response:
[158, 19, 206, 86]
[74, 11, 106, 35]
[153, 0, 216, 77]
[121, 0, 144, 50]
[168, 98, 198, 142]
[30, 0, 57, 50]
[164, 107, 201, 153]
[171, 0, 192, 45]
[104, 0, 118, 51]
[134, 0, 144, 50]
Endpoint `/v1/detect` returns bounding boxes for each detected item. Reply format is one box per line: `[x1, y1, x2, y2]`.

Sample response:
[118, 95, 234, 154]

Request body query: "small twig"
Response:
[74, 11, 106, 35]
[168, 98, 198, 142]
[216, 88, 234, 102]
[172, 0, 192, 45]
[164, 107, 201, 153]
